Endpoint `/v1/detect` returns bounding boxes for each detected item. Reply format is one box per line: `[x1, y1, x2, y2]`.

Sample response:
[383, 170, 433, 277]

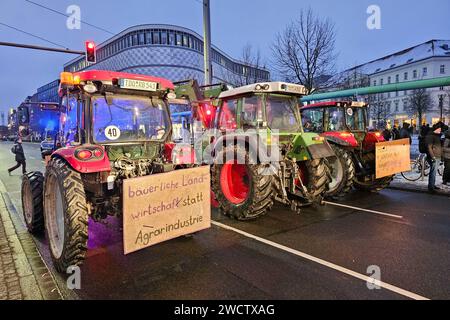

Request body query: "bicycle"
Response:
[401, 153, 444, 182]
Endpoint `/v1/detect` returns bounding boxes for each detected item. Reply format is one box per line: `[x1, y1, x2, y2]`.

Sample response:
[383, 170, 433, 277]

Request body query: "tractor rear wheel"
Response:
[354, 151, 394, 192]
[44, 158, 88, 273]
[21, 171, 45, 234]
[297, 159, 329, 202]
[211, 145, 274, 220]
[325, 145, 355, 199]
[354, 176, 394, 192]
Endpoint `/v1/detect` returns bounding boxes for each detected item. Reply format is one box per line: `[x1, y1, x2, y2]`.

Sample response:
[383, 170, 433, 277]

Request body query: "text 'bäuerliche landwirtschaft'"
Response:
[127, 173, 209, 199]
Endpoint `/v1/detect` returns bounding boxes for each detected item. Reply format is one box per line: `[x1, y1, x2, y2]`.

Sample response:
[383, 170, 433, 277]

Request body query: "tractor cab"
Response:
[301, 101, 384, 151]
[55, 70, 175, 170]
[216, 82, 305, 131]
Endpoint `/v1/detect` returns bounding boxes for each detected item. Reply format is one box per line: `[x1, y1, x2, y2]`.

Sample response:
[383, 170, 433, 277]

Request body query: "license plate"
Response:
[119, 79, 158, 92]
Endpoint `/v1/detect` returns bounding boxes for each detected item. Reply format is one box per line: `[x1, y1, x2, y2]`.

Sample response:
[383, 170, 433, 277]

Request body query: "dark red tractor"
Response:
[20, 70, 189, 272]
[301, 101, 393, 197]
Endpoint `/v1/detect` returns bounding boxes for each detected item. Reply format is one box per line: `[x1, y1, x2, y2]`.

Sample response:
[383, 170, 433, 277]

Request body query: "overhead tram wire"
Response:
[0, 22, 68, 49]
[24, 0, 115, 35]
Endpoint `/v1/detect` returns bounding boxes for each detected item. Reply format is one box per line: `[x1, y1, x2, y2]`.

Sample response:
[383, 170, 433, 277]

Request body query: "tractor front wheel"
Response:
[44, 158, 88, 273]
[21, 171, 45, 234]
[212, 145, 274, 220]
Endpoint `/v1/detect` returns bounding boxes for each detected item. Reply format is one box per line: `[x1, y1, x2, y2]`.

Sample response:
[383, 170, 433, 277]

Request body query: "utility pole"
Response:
[203, 0, 212, 85]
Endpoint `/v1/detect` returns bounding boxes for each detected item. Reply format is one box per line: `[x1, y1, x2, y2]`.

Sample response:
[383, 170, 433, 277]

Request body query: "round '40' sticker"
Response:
[104, 125, 121, 140]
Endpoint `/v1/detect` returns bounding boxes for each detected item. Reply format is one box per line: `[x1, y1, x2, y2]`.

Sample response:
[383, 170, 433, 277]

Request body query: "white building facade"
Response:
[345, 40, 450, 129]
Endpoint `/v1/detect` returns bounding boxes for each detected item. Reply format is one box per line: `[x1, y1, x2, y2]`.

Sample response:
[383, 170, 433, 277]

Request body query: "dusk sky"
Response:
[0, 0, 449, 116]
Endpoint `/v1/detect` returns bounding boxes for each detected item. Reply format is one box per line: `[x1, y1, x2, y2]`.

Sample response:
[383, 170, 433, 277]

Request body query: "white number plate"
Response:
[119, 79, 157, 92]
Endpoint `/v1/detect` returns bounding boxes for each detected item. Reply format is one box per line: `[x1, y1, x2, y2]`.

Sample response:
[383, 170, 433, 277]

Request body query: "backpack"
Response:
[418, 136, 427, 154]
[11, 145, 17, 154]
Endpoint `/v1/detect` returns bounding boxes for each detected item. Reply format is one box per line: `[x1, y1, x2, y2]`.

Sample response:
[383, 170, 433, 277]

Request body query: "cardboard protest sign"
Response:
[375, 138, 411, 179]
[123, 166, 211, 254]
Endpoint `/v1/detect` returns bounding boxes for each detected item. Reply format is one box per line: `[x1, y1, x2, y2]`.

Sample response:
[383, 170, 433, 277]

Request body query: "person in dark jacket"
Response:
[425, 123, 444, 192]
[392, 125, 400, 140]
[382, 127, 392, 141]
[399, 122, 412, 144]
[8, 138, 26, 175]
[443, 129, 450, 185]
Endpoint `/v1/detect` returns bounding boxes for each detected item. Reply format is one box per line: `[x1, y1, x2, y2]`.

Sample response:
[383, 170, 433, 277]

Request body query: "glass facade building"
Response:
[64, 24, 270, 84]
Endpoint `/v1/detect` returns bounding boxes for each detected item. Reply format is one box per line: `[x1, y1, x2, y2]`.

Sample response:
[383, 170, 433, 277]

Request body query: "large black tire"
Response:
[211, 144, 274, 220]
[297, 159, 329, 202]
[43, 158, 88, 273]
[325, 145, 355, 199]
[354, 175, 394, 192]
[21, 171, 45, 234]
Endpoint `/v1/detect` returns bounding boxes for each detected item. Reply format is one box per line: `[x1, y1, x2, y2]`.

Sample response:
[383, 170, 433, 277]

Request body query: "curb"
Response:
[388, 183, 450, 197]
[0, 179, 62, 300]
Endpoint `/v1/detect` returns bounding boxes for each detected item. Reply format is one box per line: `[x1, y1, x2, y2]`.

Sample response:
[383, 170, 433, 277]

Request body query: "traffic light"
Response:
[85, 41, 96, 63]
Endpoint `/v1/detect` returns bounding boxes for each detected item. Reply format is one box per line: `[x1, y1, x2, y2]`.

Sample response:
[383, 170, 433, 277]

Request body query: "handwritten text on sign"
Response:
[123, 166, 211, 254]
[375, 138, 411, 179]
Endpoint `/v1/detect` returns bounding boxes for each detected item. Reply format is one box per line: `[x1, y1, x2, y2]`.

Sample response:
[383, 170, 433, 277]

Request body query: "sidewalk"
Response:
[390, 174, 450, 196]
[0, 179, 62, 300]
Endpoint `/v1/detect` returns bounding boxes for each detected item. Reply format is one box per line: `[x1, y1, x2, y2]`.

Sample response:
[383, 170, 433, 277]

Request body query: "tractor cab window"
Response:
[217, 99, 237, 130]
[60, 95, 80, 146]
[325, 107, 346, 132]
[302, 108, 324, 132]
[265, 95, 300, 132]
[346, 107, 366, 131]
[92, 95, 170, 143]
[241, 96, 263, 129]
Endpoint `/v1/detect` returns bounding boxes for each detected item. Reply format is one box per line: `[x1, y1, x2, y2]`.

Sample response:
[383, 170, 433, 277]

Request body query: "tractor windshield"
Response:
[345, 107, 366, 131]
[92, 95, 170, 143]
[265, 95, 300, 132]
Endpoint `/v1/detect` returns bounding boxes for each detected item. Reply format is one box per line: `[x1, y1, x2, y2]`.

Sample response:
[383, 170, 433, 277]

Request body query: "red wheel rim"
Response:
[220, 161, 249, 204]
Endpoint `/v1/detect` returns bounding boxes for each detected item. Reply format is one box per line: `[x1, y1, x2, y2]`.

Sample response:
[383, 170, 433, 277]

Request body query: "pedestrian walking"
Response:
[399, 122, 412, 144]
[425, 123, 444, 193]
[7, 138, 27, 175]
[443, 129, 450, 185]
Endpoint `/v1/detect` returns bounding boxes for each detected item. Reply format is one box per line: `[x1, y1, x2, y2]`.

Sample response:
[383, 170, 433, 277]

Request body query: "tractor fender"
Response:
[289, 133, 335, 161]
[322, 132, 359, 147]
[51, 146, 111, 174]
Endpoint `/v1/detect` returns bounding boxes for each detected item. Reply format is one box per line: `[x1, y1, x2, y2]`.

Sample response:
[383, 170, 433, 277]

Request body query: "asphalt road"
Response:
[0, 141, 449, 300]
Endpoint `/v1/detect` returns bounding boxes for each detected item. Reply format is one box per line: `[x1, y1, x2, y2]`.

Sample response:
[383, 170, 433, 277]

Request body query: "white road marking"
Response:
[323, 201, 404, 219]
[211, 220, 428, 300]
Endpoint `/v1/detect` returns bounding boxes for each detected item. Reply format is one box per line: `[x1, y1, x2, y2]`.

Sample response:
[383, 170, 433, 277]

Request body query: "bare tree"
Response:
[407, 89, 433, 125]
[368, 94, 392, 129]
[271, 8, 337, 93]
[221, 43, 264, 87]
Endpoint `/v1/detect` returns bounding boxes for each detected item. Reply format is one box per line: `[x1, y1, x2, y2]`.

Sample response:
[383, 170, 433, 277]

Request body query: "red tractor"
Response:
[301, 101, 393, 197]
[21, 70, 188, 272]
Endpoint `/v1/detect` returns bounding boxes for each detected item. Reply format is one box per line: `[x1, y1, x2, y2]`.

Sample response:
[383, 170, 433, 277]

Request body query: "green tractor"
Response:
[204, 82, 335, 220]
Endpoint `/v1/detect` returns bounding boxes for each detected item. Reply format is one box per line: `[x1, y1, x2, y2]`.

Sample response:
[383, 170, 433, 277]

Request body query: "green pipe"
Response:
[301, 76, 450, 102]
